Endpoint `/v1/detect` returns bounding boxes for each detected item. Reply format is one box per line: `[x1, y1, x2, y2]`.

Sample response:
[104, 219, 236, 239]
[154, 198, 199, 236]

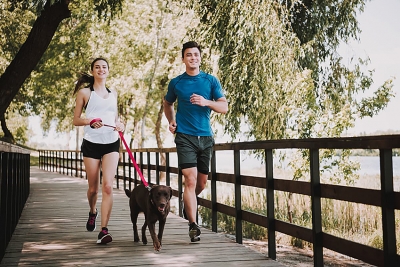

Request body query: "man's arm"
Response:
[207, 97, 228, 114]
[190, 94, 228, 114]
[163, 98, 177, 133]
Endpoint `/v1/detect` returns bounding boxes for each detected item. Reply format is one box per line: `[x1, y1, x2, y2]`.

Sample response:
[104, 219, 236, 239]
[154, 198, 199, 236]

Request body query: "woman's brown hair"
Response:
[73, 57, 109, 95]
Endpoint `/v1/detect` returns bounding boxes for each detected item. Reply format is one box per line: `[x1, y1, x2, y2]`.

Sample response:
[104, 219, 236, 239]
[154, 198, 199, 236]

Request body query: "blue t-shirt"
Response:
[164, 71, 225, 136]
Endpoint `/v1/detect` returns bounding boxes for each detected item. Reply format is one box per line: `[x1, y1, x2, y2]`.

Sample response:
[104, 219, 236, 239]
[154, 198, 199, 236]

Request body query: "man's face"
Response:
[182, 47, 201, 70]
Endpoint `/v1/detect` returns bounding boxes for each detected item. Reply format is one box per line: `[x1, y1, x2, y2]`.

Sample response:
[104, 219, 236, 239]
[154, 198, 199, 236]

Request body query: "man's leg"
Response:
[182, 167, 198, 224]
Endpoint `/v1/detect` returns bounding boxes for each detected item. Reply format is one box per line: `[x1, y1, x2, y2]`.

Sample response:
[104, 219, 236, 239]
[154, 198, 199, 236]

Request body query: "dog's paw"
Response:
[153, 241, 161, 251]
[134, 238, 140, 243]
[142, 238, 148, 245]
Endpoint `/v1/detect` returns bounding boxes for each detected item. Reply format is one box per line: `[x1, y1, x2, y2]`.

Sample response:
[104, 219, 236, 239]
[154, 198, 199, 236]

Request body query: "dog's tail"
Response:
[124, 189, 131, 198]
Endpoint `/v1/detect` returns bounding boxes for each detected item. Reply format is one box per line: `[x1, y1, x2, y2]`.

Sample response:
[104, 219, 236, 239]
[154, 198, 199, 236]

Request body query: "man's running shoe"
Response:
[189, 222, 201, 242]
[97, 227, 113, 244]
[86, 209, 98, 232]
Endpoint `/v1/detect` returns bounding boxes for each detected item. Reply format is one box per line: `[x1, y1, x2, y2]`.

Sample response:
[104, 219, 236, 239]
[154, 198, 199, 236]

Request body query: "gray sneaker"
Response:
[189, 222, 201, 242]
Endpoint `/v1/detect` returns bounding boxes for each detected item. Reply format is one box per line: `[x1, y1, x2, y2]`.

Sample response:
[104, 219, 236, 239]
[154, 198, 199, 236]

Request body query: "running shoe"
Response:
[97, 227, 113, 244]
[86, 209, 98, 232]
[189, 222, 201, 242]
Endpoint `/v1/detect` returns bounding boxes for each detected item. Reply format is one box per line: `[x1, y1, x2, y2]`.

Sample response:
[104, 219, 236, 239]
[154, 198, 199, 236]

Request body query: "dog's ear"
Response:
[149, 185, 155, 197]
[169, 186, 173, 200]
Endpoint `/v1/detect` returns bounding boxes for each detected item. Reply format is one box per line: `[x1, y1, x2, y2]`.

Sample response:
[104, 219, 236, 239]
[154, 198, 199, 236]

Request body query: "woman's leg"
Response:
[99, 151, 119, 229]
[83, 157, 101, 213]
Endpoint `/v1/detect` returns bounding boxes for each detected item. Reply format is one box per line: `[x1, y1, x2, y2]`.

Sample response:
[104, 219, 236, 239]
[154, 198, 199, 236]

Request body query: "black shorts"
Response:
[174, 133, 214, 174]
[81, 139, 120, 159]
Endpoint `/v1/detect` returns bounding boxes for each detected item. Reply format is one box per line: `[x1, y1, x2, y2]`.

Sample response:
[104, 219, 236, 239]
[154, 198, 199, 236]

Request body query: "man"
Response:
[163, 41, 228, 242]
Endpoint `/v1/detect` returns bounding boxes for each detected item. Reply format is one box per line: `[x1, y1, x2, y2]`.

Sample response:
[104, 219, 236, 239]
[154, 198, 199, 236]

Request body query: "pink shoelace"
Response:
[88, 213, 96, 225]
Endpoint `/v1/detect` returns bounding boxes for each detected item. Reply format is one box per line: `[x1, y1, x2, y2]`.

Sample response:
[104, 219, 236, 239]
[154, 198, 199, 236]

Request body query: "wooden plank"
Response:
[0, 167, 284, 267]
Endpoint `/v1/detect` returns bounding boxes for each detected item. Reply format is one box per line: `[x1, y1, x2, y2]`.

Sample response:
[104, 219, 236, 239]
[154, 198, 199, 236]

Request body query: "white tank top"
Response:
[83, 87, 119, 144]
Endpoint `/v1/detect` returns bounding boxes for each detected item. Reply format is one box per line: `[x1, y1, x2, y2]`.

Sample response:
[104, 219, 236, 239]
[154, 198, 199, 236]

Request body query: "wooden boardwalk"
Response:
[1, 167, 285, 267]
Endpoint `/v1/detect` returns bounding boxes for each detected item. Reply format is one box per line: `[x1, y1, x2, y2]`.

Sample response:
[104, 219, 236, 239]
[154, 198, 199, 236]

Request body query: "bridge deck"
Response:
[1, 167, 284, 267]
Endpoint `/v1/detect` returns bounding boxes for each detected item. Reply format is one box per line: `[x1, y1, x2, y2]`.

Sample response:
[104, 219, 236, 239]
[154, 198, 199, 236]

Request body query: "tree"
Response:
[181, 0, 394, 227]
[184, 0, 394, 141]
[0, 0, 124, 142]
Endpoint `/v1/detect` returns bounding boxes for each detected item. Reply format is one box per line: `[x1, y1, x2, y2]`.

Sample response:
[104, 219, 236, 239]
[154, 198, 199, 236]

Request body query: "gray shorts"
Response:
[174, 133, 214, 174]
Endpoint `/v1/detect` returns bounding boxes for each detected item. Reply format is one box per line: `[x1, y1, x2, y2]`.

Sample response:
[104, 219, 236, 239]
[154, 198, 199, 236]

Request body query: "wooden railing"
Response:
[0, 142, 30, 261]
[38, 135, 400, 266]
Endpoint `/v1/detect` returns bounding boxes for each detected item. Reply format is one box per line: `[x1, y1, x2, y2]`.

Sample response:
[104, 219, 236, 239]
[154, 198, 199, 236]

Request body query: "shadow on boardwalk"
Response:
[0, 167, 284, 267]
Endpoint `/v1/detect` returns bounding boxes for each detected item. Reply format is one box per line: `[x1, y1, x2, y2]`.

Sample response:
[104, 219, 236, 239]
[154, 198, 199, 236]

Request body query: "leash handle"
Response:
[118, 131, 149, 188]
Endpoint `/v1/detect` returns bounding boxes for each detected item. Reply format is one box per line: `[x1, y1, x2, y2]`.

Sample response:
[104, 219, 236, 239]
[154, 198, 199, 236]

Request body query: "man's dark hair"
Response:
[182, 41, 201, 58]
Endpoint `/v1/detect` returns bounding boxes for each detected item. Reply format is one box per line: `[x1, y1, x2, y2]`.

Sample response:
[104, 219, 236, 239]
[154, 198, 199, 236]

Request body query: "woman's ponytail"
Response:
[73, 72, 94, 95]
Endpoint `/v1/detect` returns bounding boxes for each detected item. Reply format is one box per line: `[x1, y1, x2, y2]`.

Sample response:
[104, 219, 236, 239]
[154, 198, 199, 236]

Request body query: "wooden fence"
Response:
[38, 135, 400, 266]
[0, 142, 30, 261]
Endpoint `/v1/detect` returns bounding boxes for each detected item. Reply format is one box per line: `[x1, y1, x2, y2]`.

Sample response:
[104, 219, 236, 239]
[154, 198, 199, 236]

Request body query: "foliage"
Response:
[85, 0, 196, 147]
[180, 0, 395, 192]
[0, 0, 125, 140]
[2, 0, 196, 147]
[199, 187, 268, 240]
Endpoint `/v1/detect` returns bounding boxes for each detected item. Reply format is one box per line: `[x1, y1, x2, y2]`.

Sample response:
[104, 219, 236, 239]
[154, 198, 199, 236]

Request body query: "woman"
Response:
[73, 57, 124, 244]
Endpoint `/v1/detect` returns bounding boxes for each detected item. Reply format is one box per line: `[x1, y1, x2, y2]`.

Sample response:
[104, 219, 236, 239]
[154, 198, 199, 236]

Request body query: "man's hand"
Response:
[169, 121, 177, 134]
[190, 93, 207, 106]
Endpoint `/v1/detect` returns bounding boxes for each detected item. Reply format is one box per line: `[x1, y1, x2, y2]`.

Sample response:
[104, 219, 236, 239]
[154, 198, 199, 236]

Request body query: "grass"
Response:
[30, 155, 39, 166]
[197, 173, 400, 254]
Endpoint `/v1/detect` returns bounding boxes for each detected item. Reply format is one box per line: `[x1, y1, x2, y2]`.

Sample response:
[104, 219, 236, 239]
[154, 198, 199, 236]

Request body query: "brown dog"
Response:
[125, 184, 172, 251]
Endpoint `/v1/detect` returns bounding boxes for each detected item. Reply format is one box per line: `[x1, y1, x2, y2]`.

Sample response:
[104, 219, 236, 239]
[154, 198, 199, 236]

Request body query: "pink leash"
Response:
[90, 118, 150, 189]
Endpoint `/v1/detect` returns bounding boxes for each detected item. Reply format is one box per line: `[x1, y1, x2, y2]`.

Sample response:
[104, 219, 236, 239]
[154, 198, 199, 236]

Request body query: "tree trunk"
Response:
[155, 99, 166, 181]
[0, 0, 71, 115]
[0, 113, 15, 144]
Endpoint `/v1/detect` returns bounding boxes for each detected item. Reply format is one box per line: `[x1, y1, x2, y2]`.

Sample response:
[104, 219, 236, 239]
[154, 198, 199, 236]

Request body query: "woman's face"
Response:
[91, 59, 109, 80]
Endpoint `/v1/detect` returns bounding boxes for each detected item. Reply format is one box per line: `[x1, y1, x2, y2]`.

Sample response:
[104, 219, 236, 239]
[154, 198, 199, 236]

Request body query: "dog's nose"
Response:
[159, 203, 166, 208]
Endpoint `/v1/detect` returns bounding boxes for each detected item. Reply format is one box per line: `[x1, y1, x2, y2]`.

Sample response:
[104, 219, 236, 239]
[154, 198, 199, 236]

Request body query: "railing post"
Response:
[310, 148, 323, 266]
[134, 152, 138, 187]
[123, 151, 126, 189]
[140, 152, 144, 184]
[116, 158, 120, 189]
[234, 150, 242, 244]
[75, 151, 78, 177]
[178, 169, 183, 218]
[79, 151, 83, 178]
[52, 151, 55, 172]
[45, 150, 48, 171]
[69, 151, 72, 176]
[156, 152, 160, 185]
[147, 152, 151, 185]
[380, 149, 397, 266]
[165, 153, 170, 187]
[0, 152, 8, 261]
[266, 148, 276, 259]
[211, 150, 217, 232]
[128, 152, 132, 191]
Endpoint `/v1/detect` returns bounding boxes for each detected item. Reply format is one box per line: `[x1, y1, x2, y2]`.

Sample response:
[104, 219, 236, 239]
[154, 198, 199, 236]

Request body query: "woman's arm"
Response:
[73, 88, 91, 126]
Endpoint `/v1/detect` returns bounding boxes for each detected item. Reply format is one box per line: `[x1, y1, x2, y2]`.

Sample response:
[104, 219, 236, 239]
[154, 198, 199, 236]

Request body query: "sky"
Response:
[28, 0, 400, 149]
[345, 0, 400, 134]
